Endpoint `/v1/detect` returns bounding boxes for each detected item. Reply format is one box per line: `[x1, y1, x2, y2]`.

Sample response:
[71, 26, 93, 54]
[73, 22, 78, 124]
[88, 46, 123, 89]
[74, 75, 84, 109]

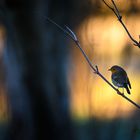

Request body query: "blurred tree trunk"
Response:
[0, 0, 76, 140]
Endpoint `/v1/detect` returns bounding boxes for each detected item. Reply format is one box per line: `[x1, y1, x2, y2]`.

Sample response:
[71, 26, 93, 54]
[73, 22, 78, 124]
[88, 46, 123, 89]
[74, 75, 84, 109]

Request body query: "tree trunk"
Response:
[2, 0, 75, 139]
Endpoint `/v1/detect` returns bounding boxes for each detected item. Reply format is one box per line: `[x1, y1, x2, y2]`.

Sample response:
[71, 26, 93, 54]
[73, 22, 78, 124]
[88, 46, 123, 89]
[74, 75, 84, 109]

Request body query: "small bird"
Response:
[108, 65, 131, 94]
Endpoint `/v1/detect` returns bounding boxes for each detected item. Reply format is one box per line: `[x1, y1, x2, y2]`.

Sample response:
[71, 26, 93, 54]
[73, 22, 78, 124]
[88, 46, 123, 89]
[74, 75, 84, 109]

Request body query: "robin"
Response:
[108, 65, 131, 94]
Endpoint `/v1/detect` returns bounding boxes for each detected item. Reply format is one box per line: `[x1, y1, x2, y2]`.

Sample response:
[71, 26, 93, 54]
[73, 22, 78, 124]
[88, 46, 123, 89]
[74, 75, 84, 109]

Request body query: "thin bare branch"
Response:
[102, 0, 119, 18]
[46, 18, 140, 109]
[45, 17, 76, 42]
[102, 0, 140, 48]
[95, 65, 99, 73]
[65, 25, 78, 41]
[102, 0, 112, 10]
[111, 0, 122, 19]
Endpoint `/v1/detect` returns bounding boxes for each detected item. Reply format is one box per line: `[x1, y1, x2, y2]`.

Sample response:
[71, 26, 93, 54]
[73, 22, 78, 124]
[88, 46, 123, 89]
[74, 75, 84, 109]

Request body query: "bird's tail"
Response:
[125, 85, 131, 94]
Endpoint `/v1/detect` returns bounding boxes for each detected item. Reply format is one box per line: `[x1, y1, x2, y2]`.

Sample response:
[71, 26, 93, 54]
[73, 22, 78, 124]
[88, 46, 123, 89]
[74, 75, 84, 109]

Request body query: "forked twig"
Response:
[46, 17, 140, 109]
[102, 0, 140, 48]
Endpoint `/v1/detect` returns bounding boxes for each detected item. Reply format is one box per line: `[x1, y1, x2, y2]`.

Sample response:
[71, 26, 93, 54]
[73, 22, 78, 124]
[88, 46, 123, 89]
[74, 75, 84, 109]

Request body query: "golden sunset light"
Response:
[70, 15, 140, 120]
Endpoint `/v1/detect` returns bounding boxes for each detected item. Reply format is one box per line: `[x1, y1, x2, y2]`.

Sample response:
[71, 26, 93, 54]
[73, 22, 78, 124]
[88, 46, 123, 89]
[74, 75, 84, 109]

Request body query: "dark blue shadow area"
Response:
[73, 115, 140, 140]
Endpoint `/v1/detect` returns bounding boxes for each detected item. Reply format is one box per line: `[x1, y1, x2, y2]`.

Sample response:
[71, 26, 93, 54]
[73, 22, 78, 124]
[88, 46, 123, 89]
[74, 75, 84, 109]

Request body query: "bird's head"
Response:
[108, 65, 122, 74]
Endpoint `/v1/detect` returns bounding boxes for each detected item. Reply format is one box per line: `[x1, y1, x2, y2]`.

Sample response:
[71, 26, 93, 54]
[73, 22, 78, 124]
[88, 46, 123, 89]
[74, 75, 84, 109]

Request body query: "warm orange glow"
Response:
[0, 25, 9, 122]
[70, 15, 140, 120]
[0, 25, 6, 55]
[99, 0, 140, 12]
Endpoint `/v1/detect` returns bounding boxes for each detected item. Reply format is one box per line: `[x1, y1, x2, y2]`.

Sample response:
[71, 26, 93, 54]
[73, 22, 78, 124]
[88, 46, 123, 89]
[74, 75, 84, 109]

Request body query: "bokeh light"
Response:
[70, 14, 140, 120]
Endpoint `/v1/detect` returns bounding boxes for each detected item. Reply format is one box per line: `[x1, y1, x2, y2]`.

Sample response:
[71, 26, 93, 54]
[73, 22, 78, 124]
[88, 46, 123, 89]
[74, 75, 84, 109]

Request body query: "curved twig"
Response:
[102, 0, 140, 48]
[46, 17, 140, 109]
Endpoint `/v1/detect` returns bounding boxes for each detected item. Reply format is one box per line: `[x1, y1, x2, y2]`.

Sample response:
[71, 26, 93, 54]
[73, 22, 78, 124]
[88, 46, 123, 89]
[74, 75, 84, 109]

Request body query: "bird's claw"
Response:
[117, 89, 124, 96]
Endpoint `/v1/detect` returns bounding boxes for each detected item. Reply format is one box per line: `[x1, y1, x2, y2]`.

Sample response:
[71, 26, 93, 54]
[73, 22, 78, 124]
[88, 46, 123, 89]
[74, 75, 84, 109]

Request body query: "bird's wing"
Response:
[112, 74, 124, 87]
[127, 77, 131, 89]
[112, 75, 120, 82]
[112, 73, 126, 83]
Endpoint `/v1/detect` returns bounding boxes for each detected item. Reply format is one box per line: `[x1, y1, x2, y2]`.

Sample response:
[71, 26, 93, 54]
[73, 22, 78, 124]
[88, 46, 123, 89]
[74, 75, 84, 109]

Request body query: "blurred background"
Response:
[0, 0, 140, 140]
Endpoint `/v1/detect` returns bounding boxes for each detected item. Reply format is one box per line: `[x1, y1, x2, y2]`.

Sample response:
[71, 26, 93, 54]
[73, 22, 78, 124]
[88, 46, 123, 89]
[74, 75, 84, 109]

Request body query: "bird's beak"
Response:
[108, 68, 111, 71]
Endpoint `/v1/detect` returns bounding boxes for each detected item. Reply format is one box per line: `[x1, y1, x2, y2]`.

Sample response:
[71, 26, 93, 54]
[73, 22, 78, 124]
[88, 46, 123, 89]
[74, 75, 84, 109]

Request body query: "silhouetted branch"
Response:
[102, 0, 140, 48]
[46, 18, 140, 109]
